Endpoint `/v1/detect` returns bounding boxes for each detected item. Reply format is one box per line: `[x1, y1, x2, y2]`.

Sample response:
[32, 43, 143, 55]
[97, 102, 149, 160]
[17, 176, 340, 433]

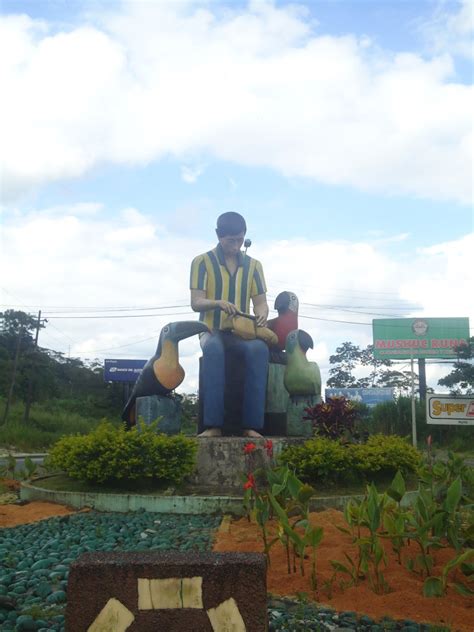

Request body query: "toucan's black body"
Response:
[122, 320, 209, 427]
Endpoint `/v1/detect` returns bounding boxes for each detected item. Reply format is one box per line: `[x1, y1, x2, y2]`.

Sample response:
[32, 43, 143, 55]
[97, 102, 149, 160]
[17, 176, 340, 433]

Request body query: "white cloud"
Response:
[419, 0, 474, 59]
[0, 1, 471, 203]
[180, 164, 205, 184]
[1, 205, 472, 393]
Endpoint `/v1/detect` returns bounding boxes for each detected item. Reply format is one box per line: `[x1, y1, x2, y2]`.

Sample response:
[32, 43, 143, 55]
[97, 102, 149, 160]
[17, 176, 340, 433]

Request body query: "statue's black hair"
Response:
[216, 212, 247, 237]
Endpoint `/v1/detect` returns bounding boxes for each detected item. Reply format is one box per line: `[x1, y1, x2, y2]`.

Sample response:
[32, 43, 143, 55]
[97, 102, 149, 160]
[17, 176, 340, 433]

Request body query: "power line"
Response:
[46, 311, 193, 319]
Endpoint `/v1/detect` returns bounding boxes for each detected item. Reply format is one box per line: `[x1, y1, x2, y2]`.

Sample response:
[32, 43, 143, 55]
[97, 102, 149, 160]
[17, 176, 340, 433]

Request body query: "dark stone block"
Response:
[136, 395, 181, 435]
[66, 551, 267, 632]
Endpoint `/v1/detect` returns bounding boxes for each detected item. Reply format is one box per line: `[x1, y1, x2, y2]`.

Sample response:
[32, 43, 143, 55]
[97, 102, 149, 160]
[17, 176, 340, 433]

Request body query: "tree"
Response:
[438, 338, 474, 394]
[327, 342, 392, 388]
[359, 344, 392, 387]
[327, 342, 361, 387]
[375, 368, 418, 396]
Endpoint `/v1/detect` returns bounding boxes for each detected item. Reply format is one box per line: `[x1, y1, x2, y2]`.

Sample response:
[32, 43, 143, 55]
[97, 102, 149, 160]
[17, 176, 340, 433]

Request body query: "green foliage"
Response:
[177, 393, 199, 435]
[46, 421, 197, 484]
[0, 397, 106, 449]
[332, 467, 474, 598]
[336, 483, 391, 594]
[280, 437, 353, 484]
[351, 435, 422, 479]
[437, 337, 474, 394]
[0, 310, 123, 425]
[243, 460, 324, 588]
[369, 396, 426, 437]
[280, 435, 421, 485]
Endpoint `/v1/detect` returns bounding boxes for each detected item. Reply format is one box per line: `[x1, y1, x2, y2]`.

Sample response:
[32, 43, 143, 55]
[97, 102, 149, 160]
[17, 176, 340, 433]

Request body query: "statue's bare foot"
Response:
[243, 429, 264, 438]
[198, 428, 222, 437]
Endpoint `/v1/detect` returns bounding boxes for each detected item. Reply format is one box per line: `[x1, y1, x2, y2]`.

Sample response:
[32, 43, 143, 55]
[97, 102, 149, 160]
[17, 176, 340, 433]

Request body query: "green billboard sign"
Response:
[372, 317, 470, 359]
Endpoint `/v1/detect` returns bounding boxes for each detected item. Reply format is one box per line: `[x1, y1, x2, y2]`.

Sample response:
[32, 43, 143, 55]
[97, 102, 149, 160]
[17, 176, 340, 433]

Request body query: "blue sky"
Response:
[1, 0, 472, 392]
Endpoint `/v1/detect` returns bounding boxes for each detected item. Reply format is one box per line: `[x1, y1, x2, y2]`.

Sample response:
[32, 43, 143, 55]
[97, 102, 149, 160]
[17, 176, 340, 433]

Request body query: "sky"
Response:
[0, 0, 473, 394]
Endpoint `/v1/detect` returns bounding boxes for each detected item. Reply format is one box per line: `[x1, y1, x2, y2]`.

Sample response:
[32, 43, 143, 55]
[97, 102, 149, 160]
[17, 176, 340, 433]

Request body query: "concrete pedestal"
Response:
[286, 395, 319, 437]
[188, 437, 306, 495]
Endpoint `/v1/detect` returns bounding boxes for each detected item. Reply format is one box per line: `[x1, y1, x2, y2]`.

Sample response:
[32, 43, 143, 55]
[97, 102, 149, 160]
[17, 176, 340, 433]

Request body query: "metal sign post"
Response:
[410, 354, 417, 447]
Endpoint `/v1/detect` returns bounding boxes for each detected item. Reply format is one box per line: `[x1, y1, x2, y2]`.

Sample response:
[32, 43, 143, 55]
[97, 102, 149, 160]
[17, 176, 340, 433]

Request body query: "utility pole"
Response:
[418, 358, 427, 401]
[23, 310, 44, 424]
[2, 328, 23, 425]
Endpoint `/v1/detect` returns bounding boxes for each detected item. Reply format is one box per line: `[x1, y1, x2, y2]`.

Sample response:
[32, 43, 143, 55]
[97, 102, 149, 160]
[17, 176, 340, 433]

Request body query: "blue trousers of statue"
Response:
[201, 331, 269, 430]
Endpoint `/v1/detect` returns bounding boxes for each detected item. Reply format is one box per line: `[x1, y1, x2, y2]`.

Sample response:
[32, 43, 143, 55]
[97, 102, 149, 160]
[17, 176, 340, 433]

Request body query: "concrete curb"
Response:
[20, 478, 419, 516]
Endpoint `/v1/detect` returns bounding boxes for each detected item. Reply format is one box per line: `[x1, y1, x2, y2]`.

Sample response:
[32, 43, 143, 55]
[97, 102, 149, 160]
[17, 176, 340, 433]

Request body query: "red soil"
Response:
[0, 500, 83, 527]
[214, 509, 473, 631]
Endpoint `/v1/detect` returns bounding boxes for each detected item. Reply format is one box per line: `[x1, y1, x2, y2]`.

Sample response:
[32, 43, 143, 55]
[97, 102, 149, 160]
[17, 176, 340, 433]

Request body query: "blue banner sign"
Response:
[104, 359, 146, 383]
[325, 387, 395, 408]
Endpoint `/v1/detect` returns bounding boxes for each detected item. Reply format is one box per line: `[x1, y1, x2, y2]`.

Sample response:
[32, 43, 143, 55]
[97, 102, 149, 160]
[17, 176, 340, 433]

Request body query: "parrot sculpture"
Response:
[267, 291, 299, 351]
[122, 320, 209, 427]
[283, 329, 322, 398]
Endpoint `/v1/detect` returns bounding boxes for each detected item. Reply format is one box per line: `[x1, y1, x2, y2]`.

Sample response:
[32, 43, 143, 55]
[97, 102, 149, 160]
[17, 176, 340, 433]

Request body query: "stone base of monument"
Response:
[136, 395, 181, 435]
[286, 395, 320, 437]
[66, 551, 267, 632]
[188, 437, 306, 495]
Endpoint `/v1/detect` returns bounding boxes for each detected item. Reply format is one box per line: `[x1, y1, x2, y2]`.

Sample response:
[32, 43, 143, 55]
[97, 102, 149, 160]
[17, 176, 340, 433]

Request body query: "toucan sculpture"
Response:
[267, 291, 299, 351]
[283, 329, 322, 398]
[122, 320, 209, 427]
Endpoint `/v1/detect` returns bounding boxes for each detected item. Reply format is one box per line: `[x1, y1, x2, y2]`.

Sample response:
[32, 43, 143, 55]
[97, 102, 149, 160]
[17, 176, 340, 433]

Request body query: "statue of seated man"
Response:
[190, 212, 269, 438]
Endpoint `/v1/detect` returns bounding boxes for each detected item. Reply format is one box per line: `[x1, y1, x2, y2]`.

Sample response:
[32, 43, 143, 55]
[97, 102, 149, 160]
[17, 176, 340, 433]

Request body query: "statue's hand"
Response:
[216, 300, 238, 315]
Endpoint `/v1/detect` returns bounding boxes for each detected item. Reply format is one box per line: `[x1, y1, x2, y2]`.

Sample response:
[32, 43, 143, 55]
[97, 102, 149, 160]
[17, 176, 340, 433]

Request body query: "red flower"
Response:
[243, 473, 256, 490]
[264, 439, 273, 458]
[244, 442, 257, 454]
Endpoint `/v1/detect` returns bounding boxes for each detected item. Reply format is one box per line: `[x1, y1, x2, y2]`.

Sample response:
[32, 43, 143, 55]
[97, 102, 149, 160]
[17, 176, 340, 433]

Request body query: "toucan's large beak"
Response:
[170, 320, 210, 343]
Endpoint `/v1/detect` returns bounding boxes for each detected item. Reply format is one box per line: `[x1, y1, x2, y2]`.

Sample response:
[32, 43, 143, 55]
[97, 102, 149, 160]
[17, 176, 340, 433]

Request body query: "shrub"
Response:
[280, 437, 355, 484]
[303, 396, 362, 440]
[280, 434, 422, 486]
[46, 421, 197, 484]
[351, 434, 422, 479]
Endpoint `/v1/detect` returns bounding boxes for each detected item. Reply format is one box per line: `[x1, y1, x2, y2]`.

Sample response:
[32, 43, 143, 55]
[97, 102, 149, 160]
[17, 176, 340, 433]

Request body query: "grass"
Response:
[0, 398, 119, 450]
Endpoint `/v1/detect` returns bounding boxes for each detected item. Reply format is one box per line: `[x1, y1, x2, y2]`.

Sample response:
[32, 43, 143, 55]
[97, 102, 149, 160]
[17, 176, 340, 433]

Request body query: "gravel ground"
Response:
[0, 513, 453, 632]
[0, 511, 220, 631]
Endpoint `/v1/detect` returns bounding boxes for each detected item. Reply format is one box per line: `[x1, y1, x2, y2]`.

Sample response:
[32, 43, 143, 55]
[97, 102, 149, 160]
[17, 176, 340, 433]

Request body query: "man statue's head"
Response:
[216, 212, 246, 257]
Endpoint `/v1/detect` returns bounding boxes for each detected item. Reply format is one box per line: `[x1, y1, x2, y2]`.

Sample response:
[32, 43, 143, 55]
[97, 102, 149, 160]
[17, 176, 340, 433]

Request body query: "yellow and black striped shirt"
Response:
[190, 244, 267, 331]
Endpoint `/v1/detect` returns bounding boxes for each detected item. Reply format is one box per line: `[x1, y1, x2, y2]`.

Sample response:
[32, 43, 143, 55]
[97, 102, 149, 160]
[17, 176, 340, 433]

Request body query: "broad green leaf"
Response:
[330, 560, 350, 574]
[387, 471, 406, 503]
[287, 471, 302, 499]
[306, 526, 323, 547]
[453, 581, 474, 596]
[423, 577, 443, 597]
[444, 477, 462, 514]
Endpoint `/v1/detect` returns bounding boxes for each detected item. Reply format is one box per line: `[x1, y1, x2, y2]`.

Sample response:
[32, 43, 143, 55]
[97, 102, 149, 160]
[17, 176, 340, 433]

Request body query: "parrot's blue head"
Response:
[285, 329, 314, 354]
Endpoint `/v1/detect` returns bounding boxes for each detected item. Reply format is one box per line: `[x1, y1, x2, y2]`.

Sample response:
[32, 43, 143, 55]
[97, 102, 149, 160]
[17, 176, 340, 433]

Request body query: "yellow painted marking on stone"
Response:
[87, 597, 134, 632]
[207, 597, 247, 631]
[150, 578, 182, 609]
[181, 576, 203, 608]
[137, 578, 153, 610]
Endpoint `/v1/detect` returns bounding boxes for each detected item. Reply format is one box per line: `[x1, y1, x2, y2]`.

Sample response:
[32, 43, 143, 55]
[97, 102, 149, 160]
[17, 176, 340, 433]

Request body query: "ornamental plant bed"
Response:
[213, 508, 473, 631]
